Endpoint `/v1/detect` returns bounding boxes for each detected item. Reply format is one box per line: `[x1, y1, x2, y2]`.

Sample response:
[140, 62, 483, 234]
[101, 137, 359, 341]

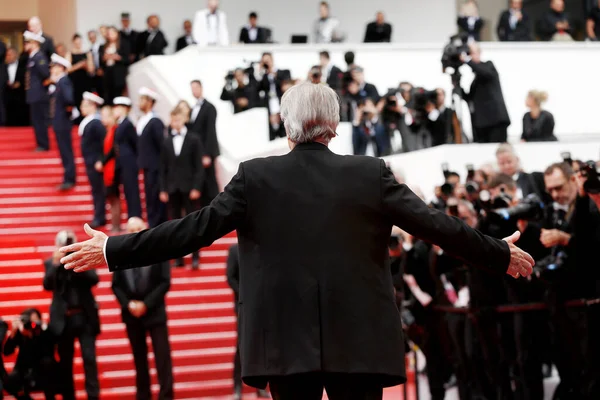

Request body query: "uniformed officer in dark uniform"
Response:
[79, 92, 107, 228]
[24, 30, 50, 152]
[113, 96, 142, 219]
[49, 53, 76, 191]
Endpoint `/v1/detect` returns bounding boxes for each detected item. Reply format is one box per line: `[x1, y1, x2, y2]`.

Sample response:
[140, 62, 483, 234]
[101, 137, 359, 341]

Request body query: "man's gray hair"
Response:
[280, 82, 340, 143]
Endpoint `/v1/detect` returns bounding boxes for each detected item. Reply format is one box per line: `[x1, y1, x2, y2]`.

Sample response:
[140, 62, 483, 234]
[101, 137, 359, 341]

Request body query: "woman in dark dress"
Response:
[67, 34, 93, 122]
[521, 90, 557, 142]
[457, 0, 484, 42]
[100, 27, 130, 105]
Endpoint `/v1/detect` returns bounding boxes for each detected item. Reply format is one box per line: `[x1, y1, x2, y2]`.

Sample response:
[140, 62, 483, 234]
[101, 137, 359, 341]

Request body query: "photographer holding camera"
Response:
[220, 68, 258, 114]
[2, 309, 57, 400]
[43, 230, 100, 400]
[257, 52, 291, 140]
[460, 43, 510, 143]
[352, 97, 390, 156]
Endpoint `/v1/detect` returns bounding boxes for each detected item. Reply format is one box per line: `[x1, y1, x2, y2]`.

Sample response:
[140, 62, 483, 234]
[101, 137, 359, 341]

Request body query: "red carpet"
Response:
[0, 127, 414, 399]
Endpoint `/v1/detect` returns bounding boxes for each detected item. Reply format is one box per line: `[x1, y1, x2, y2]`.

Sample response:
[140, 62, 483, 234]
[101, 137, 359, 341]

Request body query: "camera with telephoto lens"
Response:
[488, 193, 545, 222]
[20, 314, 41, 335]
[582, 160, 600, 195]
[441, 33, 470, 72]
[465, 164, 479, 194]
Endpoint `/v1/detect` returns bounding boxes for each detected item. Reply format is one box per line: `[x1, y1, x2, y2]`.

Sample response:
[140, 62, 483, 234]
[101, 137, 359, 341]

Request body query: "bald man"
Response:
[111, 217, 174, 400]
[27, 17, 55, 59]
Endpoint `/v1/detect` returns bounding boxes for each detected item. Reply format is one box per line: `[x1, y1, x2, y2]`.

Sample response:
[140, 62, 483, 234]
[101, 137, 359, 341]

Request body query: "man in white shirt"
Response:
[314, 1, 342, 43]
[193, 0, 230, 47]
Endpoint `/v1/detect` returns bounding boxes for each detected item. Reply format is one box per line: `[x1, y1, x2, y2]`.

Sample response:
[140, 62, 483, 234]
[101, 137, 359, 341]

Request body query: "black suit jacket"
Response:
[497, 10, 532, 41]
[175, 35, 195, 51]
[189, 100, 220, 199]
[138, 117, 165, 170]
[363, 22, 392, 42]
[43, 258, 100, 337]
[99, 41, 131, 89]
[159, 132, 205, 194]
[112, 262, 171, 327]
[326, 65, 343, 91]
[104, 142, 511, 389]
[81, 118, 106, 166]
[120, 29, 138, 60]
[239, 27, 268, 44]
[462, 61, 510, 130]
[137, 30, 168, 57]
[41, 34, 55, 61]
[25, 51, 50, 104]
[226, 244, 240, 310]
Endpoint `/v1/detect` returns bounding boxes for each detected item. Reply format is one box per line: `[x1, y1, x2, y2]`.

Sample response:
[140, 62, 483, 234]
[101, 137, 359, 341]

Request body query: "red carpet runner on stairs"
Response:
[0, 127, 412, 399]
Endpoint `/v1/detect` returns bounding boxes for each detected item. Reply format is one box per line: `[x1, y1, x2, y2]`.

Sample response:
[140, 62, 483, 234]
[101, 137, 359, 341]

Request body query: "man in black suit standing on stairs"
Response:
[175, 20, 195, 51]
[62, 82, 535, 400]
[239, 12, 268, 44]
[188, 80, 220, 208]
[112, 217, 174, 400]
[137, 15, 168, 58]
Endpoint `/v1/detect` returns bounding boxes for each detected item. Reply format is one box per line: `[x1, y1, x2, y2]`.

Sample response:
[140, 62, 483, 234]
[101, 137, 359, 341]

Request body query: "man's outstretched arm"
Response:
[61, 164, 247, 272]
[380, 160, 533, 278]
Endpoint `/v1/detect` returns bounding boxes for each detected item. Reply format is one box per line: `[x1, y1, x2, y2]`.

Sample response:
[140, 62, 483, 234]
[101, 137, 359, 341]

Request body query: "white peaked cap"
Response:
[139, 86, 159, 100]
[113, 96, 132, 106]
[83, 91, 105, 105]
[50, 53, 71, 69]
[23, 30, 46, 43]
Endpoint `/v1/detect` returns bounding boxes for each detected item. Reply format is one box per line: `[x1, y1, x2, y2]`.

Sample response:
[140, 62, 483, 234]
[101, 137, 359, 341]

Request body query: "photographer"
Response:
[307, 65, 322, 85]
[351, 98, 390, 156]
[2, 309, 58, 400]
[220, 68, 258, 114]
[460, 43, 510, 143]
[43, 230, 100, 400]
[256, 52, 291, 140]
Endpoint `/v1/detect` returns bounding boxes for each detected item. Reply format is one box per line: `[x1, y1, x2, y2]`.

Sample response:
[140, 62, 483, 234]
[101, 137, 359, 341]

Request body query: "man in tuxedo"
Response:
[24, 31, 51, 152]
[44, 230, 100, 400]
[120, 12, 138, 63]
[160, 108, 204, 269]
[497, 0, 532, 41]
[136, 87, 168, 227]
[319, 51, 343, 92]
[176, 20, 195, 51]
[80, 92, 107, 228]
[192, 0, 230, 46]
[62, 82, 534, 400]
[112, 217, 174, 400]
[239, 12, 268, 44]
[364, 12, 392, 42]
[27, 17, 55, 60]
[460, 43, 510, 143]
[226, 245, 271, 400]
[137, 15, 168, 58]
[495, 143, 548, 202]
[49, 53, 76, 191]
[3, 47, 28, 126]
[188, 80, 220, 207]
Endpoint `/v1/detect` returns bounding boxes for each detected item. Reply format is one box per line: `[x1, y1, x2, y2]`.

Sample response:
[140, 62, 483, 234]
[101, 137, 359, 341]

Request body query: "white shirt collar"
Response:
[30, 49, 39, 58]
[172, 126, 188, 136]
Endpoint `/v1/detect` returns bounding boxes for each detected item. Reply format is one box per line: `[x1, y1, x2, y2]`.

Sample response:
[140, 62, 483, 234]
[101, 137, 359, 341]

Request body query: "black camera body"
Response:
[582, 160, 600, 194]
[441, 33, 470, 72]
[489, 193, 545, 222]
[20, 315, 41, 335]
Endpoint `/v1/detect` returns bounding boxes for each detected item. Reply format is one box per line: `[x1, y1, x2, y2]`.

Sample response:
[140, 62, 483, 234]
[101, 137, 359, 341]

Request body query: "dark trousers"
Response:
[144, 169, 167, 228]
[474, 124, 507, 143]
[3, 365, 57, 400]
[53, 125, 76, 184]
[85, 164, 106, 223]
[121, 162, 142, 218]
[57, 328, 99, 400]
[125, 322, 174, 400]
[6, 91, 29, 126]
[445, 313, 472, 400]
[30, 101, 49, 150]
[269, 373, 383, 400]
[0, 92, 5, 126]
[168, 191, 200, 262]
[352, 125, 391, 157]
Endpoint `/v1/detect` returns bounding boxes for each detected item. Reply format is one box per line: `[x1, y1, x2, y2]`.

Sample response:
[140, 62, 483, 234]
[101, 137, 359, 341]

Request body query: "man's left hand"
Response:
[59, 223, 108, 272]
[540, 229, 570, 248]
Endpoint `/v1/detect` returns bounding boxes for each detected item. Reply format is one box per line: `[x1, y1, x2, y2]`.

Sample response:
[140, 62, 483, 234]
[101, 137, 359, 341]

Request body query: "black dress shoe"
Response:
[57, 182, 75, 191]
[192, 253, 199, 270]
[175, 259, 185, 268]
[34, 147, 49, 152]
[89, 220, 106, 229]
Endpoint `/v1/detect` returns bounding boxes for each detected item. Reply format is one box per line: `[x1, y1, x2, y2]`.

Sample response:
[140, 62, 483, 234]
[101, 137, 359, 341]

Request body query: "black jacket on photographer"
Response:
[220, 79, 259, 114]
[462, 60, 510, 143]
[3, 328, 55, 374]
[43, 259, 100, 337]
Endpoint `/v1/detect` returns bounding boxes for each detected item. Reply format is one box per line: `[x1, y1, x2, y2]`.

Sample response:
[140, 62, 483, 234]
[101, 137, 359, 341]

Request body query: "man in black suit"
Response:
[176, 20, 195, 51]
[137, 15, 168, 58]
[27, 17, 55, 60]
[44, 230, 100, 400]
[495, 143, 548, 202]
[497, 0, 532, 41]
[460, 43, 510, 143]
[160, 108, 204, 269]
[61, 82, 534, 400]
[120, 12, 138, 62]
[3, 47, 29, 126]
[112, 217, 174, 400]
[257, 52, 292, 140]
[364, 12, 392, 42]
[137, 87, 168, 228]
[239, 12, 268, 44]
[319, 51, 343, 92]
[226, 245, 271, 400]
[24, 31, 51, 152]
[189, 80, 220, 208]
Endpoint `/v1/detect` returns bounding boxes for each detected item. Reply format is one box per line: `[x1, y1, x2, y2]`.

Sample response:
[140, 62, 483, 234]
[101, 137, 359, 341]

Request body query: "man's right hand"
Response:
[159, 192, 169, 203]
[503, 231, 535, 279]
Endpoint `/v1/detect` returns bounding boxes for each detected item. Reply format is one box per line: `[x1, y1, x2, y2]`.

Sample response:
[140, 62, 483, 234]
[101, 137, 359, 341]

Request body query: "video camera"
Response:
[441, 33, 470, 73]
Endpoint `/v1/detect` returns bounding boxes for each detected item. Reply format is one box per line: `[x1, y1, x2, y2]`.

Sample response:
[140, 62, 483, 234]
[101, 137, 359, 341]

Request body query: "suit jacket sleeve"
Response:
[497, 12, 509, 41]
[106, 163, 247, 271]
[62, 78, 74, 106]
[71, 269, 99, 287]
[46, 37, 56, 56]
[205, 105, 219, 158]
[111, 271, 130, 309]
[126, 121, 138, 154]
[143, 262, 171, 310]
[192, 137, 205, 191]
[153, 119, 166, 155]
[226, 245, 240, 293]
[467, 61, 497, 81]
[159, 138, 169, 192]
[239, 28, 247, 43]
[43, 259, 59, 291]
[94, 123, 107, 163]
[3, 332, 21, 356]
[380, 160, 510, 273]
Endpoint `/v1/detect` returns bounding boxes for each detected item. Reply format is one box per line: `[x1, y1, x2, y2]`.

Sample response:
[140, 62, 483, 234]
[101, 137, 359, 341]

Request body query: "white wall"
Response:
[75, 0, 457, 48]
